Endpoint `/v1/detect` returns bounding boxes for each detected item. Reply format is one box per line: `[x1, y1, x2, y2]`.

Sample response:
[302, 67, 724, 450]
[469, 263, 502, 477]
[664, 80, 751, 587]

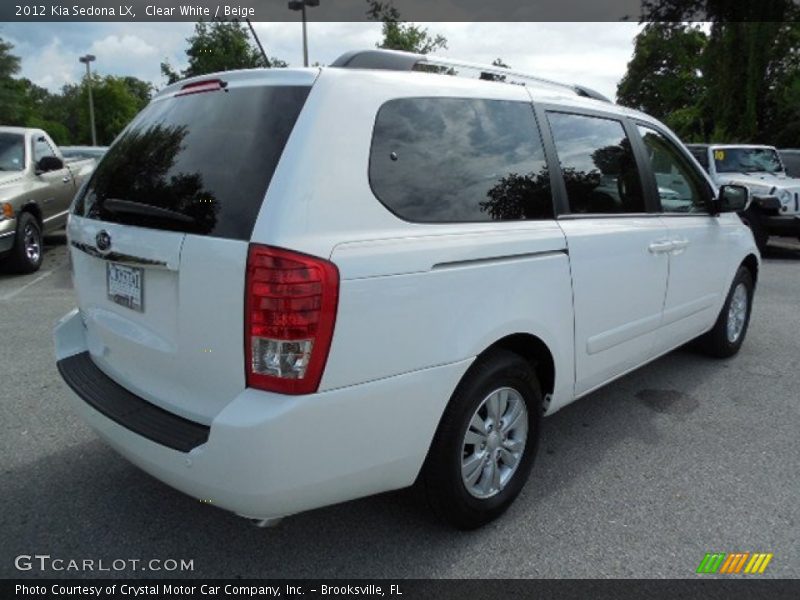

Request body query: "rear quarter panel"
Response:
[251, 69, 576, 413]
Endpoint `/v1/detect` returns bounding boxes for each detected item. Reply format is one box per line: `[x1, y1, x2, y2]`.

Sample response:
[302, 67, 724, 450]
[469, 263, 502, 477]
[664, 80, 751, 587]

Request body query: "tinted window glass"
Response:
[779, 151, 800, 178]
[0, 133, 25, 171]
[74, 85, 310, 240]
[33, 135, 56, 162]
[713, 147, 783, 174]
[547, 112, 645, 214]
[370, 98, 552, 222]
[638, 125, 711, 214]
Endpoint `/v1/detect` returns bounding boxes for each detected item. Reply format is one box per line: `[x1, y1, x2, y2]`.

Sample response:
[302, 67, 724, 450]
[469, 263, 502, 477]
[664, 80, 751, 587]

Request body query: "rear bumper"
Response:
[54, 308, 472, 519]
[762, 214, 800, 237]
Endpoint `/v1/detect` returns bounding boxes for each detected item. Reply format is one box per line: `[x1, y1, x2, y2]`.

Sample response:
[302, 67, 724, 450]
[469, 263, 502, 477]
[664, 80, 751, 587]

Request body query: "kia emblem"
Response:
[96, 230, 111, 252]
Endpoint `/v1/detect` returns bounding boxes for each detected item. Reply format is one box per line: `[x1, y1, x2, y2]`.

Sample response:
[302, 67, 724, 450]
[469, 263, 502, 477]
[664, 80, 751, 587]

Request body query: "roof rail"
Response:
[330, 49, 612, 103]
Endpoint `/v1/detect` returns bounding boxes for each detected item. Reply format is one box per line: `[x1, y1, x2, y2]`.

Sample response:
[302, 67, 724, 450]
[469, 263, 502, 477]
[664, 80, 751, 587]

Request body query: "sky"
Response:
[0, 22, 642, 100]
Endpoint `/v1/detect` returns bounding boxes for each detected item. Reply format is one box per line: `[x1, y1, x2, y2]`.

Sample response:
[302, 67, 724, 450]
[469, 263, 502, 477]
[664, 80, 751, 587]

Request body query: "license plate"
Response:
[107, 263, 144, 312]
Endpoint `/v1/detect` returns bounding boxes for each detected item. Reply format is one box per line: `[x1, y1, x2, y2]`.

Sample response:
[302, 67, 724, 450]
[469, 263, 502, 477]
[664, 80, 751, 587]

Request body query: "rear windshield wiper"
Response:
[102, 198, 196, 224]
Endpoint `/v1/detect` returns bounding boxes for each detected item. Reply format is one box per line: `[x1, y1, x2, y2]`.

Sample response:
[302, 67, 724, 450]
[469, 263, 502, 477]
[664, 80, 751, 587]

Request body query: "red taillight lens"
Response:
[245, 245, 339, 394]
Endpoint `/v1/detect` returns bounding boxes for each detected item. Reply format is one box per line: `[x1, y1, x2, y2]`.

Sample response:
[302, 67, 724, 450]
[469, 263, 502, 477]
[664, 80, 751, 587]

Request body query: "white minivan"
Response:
[55, 50, 759, 529]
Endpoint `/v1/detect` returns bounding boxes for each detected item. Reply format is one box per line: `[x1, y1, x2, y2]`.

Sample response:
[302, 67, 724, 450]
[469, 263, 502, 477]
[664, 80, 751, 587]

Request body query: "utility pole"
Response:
[79, 54, 97, 146]
[246, 18, 271, 67]
[287, 0, 320, 67]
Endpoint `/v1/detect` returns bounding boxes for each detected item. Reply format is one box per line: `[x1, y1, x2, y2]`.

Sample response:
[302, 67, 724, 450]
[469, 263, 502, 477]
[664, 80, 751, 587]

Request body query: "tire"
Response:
[699, 267, 754, 358]
[421, 349, 542, 530]
[4, 212, 43, 274]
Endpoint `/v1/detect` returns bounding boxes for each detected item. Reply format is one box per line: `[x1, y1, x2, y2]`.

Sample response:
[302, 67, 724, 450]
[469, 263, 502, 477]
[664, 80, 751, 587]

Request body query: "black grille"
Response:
[57, 352, 210, 452]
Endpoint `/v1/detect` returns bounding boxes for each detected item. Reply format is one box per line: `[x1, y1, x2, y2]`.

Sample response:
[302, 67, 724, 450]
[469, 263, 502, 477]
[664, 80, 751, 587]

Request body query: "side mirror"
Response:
[712, 184, 749, 214]
[36, 155, 63, 173]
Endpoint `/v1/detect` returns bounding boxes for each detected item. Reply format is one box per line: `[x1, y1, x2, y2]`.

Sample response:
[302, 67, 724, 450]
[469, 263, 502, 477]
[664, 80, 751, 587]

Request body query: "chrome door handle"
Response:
[648, 240, 674, 254]
[62, 176, 71, 183]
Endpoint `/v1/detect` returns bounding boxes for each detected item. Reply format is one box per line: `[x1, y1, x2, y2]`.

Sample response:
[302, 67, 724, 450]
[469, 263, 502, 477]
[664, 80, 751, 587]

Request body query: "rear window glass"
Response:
[369, 97, 552, 222]
[0, 133, 25, 171]
[73, 85, 310, 240]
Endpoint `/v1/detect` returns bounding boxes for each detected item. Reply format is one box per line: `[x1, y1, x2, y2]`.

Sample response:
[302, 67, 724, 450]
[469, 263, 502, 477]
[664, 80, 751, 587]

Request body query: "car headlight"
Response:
[778, 189, 792, 205]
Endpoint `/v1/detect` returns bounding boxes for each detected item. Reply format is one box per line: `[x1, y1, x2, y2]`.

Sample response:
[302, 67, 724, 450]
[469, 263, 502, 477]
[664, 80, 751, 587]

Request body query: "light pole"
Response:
[79, 54, 97, 146]
[287, 0, 319, 67]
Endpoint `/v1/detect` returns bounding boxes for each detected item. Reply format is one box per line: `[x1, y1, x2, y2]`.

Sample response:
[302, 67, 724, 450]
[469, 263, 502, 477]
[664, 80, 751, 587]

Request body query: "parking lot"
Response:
[1, 235, 798, 579]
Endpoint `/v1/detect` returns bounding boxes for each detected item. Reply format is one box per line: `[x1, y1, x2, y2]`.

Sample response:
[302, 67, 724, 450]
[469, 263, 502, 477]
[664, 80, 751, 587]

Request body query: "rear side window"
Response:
[547, 112, 645, 214]
[73, 85, 310, 240]
[369, 97, 552, 222]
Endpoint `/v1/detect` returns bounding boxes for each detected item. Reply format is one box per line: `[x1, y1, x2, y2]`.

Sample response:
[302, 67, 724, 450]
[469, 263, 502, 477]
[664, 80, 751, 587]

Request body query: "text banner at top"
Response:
[3, 0, 799, 22]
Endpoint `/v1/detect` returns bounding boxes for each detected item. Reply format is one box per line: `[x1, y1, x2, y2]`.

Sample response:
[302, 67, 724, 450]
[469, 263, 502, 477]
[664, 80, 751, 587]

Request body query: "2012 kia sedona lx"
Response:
[54, 50, 759, 529]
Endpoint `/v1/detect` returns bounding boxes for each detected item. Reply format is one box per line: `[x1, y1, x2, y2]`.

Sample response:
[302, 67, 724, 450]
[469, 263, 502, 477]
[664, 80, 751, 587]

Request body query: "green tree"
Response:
[0, 37, 22, 122]
[0, 37, 151, 144]
[13, 78, 70, 143]
[121, 76, 155, 106]
[366, 0, 447, 54]
[73, 75, 150, 144]
[162, 20, 284, 85]
[637, 1, 800, 145]
[0, 37, 19, 80]
[617, 23, 708, 140]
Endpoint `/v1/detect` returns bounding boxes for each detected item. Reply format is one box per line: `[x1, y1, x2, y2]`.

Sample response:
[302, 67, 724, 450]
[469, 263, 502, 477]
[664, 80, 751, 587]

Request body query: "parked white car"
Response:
[54, 50, 759, 529]
[688, 143, 800, 250]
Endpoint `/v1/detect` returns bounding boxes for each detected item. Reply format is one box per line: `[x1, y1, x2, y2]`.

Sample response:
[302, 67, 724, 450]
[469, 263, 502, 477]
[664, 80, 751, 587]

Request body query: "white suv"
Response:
[54, 50, 759, 530]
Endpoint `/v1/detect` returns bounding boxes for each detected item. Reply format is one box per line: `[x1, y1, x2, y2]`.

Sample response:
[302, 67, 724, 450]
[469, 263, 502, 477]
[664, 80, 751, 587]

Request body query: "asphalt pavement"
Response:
[1, 235, 798, 579]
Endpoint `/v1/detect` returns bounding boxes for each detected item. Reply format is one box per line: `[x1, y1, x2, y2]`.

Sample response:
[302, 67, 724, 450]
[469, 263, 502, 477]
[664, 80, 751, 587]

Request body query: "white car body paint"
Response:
[55, 60, 759, 521]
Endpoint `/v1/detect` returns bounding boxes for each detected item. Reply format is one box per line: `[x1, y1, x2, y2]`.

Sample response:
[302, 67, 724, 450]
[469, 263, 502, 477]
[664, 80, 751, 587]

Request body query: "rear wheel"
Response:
[699, 266, 754, 358]
[5, 212, 43, 274]
[422, 349, 541, 530]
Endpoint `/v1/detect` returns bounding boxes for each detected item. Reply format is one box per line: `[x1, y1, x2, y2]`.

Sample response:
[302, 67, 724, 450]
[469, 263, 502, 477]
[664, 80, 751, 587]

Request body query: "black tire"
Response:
[699, 267, 754, 358]
[5, 212, 43, 274]
[741, 212, 768, 253]
[421, 349, 541, 530]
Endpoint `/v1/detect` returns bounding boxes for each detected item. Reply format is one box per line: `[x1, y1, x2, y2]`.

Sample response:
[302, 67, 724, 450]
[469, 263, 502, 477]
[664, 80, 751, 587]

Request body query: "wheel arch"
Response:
[417, 331, 556, 489]
[19, 201, 43, 227]
[741, 253, 759, 286]
[478, 333, 556, 406]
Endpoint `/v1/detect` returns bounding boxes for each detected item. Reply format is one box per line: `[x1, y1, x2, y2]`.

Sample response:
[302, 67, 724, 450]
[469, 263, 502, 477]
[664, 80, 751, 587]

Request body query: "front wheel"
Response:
[699, 267, 754, 358]
[5, 212, 43, 274]
[421, 349, 541, 530]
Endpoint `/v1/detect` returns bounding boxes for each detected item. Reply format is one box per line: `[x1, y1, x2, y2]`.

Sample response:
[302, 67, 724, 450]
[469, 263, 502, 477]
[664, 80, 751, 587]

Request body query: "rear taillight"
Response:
[245, 244, 339, 395]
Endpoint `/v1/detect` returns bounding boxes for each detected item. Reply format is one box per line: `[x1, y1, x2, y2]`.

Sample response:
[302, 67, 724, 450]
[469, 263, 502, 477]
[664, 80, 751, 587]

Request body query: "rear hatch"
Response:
[68, 70, 314, 424]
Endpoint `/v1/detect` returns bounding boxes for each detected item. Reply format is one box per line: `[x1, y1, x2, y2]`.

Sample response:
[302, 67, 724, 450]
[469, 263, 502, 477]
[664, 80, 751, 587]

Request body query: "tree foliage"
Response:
[76, 75, 152, 144]
[161, 20, 284, 84]
[0, 37, 151, 145]
[620, 1, 800, 146]
[617, 23, 708, 140]
[0, 37, 22, 122]
[366, 0, 447, 54]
